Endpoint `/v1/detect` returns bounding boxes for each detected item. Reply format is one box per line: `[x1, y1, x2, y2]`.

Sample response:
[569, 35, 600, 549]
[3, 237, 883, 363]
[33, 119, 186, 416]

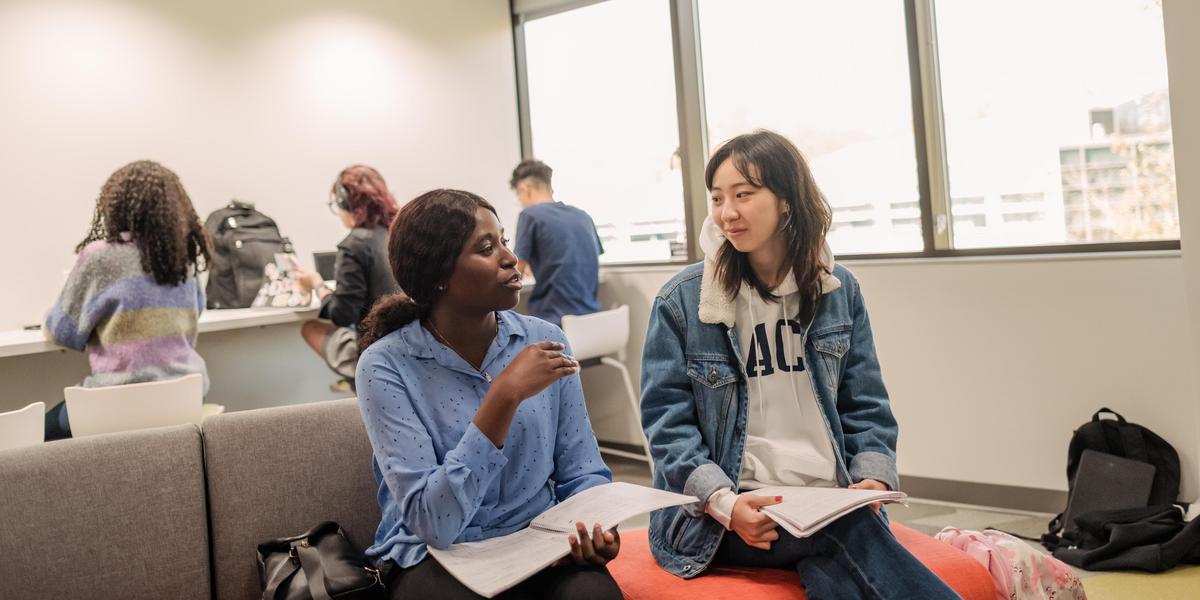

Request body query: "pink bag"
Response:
[935, 527, 1086, 600]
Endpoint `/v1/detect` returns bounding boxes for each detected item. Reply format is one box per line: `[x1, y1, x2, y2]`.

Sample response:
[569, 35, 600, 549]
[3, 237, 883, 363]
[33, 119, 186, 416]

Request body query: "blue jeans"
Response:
[712, 508, 961, 600]
[44, 400, 72, 441]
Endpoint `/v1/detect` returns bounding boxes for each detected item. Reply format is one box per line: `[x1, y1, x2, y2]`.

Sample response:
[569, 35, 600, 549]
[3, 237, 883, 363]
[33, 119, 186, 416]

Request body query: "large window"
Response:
[522, 0, 686, 264]
[700, 0, 923, 255]
[514, 0, 1180, 261]
[935, 0, 1177, 249]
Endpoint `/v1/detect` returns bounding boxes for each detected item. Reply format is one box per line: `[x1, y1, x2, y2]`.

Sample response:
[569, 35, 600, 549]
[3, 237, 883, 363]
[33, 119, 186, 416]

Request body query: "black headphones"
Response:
[332, 179, 351, 212]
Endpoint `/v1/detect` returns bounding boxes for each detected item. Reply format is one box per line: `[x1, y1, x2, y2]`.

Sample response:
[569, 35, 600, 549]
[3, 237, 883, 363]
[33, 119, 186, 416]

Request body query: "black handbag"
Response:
[256, 521, 386, 600]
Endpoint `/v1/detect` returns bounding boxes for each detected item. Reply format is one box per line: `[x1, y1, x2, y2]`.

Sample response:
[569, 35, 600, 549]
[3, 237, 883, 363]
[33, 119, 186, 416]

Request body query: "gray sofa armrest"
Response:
[0, 425, 211, 600]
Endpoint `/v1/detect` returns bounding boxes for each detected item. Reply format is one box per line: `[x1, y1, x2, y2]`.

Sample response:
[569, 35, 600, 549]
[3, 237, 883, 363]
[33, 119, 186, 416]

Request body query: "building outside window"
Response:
[516, 0, 1179, 261]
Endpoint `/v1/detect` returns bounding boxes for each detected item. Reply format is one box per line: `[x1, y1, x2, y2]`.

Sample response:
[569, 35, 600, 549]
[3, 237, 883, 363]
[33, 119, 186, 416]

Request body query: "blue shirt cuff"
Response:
[448, 422, 509, 479]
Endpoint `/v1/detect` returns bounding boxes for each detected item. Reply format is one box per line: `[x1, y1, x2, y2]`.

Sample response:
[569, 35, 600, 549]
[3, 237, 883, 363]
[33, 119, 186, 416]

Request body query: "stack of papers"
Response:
[428, 482, 696, 598]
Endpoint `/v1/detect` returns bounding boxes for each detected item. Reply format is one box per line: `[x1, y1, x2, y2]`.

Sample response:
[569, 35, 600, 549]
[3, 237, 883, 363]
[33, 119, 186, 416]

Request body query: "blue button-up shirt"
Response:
[355, 310, 612, 568]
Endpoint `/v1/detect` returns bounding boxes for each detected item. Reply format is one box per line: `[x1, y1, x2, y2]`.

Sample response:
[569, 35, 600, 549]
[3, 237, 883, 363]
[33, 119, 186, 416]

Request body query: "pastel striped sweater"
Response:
[45, 239, 209, 394]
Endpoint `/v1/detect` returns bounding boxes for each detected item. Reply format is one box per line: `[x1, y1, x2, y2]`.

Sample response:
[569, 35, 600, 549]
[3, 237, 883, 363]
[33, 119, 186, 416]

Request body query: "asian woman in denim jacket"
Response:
[639, 130, 960, 600]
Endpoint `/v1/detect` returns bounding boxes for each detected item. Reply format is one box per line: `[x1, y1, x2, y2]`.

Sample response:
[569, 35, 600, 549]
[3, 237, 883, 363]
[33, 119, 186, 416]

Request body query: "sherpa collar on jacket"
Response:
[696, 215, 841, 327]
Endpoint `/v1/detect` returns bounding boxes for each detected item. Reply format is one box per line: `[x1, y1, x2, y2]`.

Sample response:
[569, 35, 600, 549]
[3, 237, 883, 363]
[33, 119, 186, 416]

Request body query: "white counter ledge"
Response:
[0, 305, 320, 359]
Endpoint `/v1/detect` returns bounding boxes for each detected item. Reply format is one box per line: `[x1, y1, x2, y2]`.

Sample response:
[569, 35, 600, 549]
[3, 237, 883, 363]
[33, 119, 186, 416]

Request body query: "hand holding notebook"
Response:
[746, 486, 908, 539]
[427, 482, 696, 598]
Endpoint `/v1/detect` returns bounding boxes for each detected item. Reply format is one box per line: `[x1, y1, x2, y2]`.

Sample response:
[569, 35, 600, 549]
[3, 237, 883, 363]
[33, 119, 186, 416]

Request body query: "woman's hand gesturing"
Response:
[490, 341, 579, 405]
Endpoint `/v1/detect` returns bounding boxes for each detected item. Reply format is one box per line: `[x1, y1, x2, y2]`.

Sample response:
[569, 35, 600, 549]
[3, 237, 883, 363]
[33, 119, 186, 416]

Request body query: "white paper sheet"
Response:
[532, 482, 698, 533]
[428, 528, 568, 598]
[428, 482, 697, 598]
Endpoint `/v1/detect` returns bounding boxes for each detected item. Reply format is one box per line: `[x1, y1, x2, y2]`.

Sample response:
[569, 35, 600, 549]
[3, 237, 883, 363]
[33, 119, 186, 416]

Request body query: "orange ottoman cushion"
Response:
[608, 523, 996, 600]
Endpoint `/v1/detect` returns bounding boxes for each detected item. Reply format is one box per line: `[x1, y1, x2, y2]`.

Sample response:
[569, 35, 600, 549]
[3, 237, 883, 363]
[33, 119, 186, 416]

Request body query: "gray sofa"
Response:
[0, 398, 381, 600]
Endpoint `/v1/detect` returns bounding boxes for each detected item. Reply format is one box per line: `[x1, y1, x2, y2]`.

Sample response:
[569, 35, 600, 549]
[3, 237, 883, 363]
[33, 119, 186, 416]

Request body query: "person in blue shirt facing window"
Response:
[510, 160, 603, 327]
[354, 189, 623, 600]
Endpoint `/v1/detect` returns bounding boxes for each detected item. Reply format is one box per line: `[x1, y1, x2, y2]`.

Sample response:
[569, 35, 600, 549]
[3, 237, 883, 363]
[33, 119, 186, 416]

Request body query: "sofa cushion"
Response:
[608, 523, 997, 599]
[0, 425, 211, 600]
[202, 398, 381, 600]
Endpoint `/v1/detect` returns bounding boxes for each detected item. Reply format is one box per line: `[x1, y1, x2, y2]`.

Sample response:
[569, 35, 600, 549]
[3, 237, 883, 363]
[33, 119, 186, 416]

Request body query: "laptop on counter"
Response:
[313, 251, 337, 282]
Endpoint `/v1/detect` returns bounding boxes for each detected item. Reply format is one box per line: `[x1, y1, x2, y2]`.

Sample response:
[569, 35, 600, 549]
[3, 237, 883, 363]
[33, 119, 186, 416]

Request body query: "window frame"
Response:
[510, 0, 1181, 265]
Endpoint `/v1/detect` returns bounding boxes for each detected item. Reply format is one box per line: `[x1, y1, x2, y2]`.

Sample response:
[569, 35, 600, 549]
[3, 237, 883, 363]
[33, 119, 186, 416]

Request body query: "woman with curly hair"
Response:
[294, 165, 402, 389]
[43, 160, 211, 440]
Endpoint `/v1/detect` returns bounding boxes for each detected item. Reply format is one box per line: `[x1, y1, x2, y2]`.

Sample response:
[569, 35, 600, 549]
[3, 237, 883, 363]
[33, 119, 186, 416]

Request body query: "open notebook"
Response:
[427, 482, 696, 598]
[747, 486, 908, 538]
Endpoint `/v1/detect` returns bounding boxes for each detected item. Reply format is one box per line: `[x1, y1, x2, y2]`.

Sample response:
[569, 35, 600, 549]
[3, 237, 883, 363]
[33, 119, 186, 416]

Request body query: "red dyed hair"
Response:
[335, 165, 399, 229]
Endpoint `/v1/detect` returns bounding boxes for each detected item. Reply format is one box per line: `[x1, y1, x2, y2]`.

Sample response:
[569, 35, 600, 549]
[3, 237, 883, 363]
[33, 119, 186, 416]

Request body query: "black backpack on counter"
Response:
[204, 200, 291, 309]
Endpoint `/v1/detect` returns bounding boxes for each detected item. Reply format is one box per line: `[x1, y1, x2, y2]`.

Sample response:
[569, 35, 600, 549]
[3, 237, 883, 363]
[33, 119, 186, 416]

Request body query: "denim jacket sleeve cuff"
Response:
[682, 462, 735, 518]
[704, 488, 737, 529]
[848, 451, 898, 492]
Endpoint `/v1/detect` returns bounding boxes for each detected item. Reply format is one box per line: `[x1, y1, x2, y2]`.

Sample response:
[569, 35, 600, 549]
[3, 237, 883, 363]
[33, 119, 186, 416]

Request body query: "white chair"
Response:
[562, 305, 654, 474]
[0, 401, 45, 451]
[64, 374, 225, 438]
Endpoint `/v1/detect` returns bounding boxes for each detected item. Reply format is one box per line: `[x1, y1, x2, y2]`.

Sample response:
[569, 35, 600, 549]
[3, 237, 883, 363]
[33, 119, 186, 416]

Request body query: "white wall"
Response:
[1163, 0, 1200, 509]
[853, 254, 1195, 496]
[586, 255, 1198, 500]
[0, 0, 521, 331]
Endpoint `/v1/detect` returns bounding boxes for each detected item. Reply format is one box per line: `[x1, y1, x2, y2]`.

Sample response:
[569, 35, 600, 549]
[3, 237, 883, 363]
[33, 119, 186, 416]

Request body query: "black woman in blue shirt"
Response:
[355, 189, 623, 600]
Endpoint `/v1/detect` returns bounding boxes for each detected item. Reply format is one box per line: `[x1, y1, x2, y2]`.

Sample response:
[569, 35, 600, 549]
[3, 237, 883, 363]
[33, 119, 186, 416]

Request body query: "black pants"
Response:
[384, 557, 622, 600]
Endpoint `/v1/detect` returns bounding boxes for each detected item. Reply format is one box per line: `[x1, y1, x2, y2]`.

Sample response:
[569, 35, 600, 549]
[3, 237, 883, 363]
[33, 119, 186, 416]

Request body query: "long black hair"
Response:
[77, 160, 210, 285]
[357, 189, 496, 351]
[704, 130, 832, 321]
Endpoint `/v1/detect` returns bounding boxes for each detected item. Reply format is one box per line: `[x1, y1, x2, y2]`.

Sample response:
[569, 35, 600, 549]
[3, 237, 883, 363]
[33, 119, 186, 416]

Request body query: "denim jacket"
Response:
[640, 261, 898, 578]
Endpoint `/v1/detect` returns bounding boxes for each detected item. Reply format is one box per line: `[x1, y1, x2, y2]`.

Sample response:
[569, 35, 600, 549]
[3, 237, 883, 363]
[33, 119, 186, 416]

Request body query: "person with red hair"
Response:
[296, 165, 402, 389]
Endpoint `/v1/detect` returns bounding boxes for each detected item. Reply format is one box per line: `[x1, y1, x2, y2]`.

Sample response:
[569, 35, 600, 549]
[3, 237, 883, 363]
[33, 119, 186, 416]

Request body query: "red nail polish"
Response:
[775, 496, 782, 501]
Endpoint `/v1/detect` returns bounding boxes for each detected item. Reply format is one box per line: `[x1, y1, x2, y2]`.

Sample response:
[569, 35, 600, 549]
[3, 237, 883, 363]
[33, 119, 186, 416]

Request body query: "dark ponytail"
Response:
[357, 189, 497, 352]
[357, 293, 425, 351]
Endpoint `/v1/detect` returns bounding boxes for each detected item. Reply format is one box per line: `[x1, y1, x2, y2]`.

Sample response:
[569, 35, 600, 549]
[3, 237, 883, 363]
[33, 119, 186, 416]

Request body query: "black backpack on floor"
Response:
[204, 200, 290, 309]
[1053, 504, 1200, 572]
[1042, 408, 1181, 551]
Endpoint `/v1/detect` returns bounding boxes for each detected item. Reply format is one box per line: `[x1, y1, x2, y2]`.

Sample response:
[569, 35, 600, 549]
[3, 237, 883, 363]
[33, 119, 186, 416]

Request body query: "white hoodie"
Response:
[697, 217, 839, 529]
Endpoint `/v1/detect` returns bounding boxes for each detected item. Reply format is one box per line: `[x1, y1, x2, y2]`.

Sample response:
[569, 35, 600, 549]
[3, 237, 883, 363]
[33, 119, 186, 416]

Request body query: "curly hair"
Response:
[335, 165, 400, 229]
[357, 189, 496, 352]
[77, 160, 211, 286]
